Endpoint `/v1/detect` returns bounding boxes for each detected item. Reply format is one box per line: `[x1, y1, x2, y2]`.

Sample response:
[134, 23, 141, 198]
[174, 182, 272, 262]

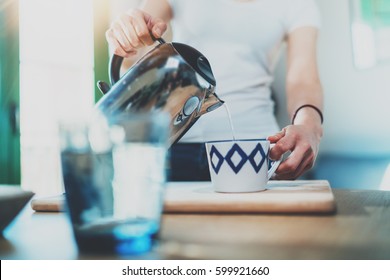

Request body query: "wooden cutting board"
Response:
[163, 180, 336, 214]
[30, 194, 66, 212]
[31, 180, 336, 214]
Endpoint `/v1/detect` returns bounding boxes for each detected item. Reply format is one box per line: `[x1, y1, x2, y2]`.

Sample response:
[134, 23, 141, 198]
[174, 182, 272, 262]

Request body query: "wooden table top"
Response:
[1, 188, 390, 260]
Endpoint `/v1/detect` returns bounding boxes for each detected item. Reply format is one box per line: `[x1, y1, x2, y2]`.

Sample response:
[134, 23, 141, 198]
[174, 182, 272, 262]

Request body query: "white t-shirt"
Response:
[168, 0, 321, 142]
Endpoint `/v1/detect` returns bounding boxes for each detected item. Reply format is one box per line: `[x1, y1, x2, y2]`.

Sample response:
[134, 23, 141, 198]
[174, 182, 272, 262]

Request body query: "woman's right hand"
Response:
[105, 8, 168, 58]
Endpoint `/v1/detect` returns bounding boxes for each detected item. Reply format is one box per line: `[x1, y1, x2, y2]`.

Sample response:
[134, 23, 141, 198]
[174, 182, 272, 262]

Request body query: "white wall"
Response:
[274, 0, 390, 157]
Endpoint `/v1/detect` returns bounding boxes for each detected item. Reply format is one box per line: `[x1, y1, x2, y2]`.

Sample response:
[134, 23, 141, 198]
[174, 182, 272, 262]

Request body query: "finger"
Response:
[267, 129, 286, 143]
[150, 18, 167, 39]
[130, 12, 155, 45]
[118, 13, 143, 48]
[114, 38, 136, 57]
[275, 149, 312, 178]
[275, 145, 311, 174]
[143, 12, 167, 39]
[274, 148, 315, 180]
[105, 29, 132, 57]
[113, 25, 135, 52]
[273, 155, 312, 180]
[269, 135, 295, 161]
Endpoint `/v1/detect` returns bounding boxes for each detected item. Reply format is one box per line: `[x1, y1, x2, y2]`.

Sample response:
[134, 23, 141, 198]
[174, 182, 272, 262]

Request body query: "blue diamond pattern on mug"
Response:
[209, 145, 224, 174]
[248, 143, 266, 173]
[225, 144, 248, 174]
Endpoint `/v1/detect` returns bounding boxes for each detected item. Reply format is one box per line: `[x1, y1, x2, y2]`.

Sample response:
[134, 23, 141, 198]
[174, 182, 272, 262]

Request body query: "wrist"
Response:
[291, 106, 324, 137]
[291, 104, 323, 125]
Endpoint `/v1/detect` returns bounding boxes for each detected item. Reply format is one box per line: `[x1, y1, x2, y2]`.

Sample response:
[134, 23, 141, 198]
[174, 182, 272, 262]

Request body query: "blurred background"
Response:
[0, 0, 389, 195]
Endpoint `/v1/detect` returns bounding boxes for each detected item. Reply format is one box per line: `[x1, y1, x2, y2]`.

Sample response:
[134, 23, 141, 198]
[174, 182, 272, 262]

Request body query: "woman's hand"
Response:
[105, 8, 167, 57]
[270, 25, 323, 180]
[267, 124, 323, 180]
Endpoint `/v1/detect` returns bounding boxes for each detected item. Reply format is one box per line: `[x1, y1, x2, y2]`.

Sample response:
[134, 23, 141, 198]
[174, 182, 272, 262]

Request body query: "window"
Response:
[351, 0, 390, 69]
[19, 0, 94, 194]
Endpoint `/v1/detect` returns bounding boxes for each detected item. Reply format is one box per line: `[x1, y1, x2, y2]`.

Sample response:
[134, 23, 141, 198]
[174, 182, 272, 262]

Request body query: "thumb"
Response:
[142, 11, 167, 39]
[150, 19, 167, 38]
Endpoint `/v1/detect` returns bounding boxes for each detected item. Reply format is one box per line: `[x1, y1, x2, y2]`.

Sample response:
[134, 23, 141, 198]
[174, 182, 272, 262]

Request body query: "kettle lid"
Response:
[172, 42, 216, 87]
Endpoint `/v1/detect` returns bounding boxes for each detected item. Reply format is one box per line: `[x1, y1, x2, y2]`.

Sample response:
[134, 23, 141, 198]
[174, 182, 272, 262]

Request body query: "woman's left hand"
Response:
[267, 124, 322, 180]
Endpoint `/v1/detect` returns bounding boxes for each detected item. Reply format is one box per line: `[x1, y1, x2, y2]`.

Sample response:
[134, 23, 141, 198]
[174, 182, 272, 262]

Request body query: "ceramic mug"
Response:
[205, 139, 281, 193]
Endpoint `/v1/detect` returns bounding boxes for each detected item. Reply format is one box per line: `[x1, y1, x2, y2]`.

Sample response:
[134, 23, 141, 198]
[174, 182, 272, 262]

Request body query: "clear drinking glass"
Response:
[59, 112, 170, 255]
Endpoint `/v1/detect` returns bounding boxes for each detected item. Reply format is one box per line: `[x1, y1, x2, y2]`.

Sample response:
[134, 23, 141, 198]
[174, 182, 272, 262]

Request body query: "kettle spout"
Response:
[199, 92, 224, 116]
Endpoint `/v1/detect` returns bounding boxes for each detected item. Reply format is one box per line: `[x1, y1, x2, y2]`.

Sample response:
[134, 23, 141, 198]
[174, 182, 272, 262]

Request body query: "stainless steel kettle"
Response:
[96, 38, 224, 146]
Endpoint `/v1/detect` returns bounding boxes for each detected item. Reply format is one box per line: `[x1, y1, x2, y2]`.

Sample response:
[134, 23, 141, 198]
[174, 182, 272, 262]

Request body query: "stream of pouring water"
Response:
[223, 103, 236, 141]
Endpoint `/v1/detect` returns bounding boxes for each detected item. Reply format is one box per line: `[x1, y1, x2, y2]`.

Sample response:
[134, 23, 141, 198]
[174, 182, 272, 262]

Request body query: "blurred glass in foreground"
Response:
[59, 112, 170, 255]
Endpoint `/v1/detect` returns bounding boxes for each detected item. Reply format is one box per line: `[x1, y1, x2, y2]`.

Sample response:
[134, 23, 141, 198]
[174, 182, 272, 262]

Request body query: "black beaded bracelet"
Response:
[291, 104, 324, 125]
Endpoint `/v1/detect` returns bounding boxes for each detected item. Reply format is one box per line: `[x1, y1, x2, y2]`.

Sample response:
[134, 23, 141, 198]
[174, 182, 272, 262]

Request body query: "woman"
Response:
[105, 0, 324, 181]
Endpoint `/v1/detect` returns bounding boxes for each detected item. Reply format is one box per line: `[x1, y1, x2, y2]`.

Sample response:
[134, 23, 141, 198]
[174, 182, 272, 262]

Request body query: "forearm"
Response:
[284, 26, 323, 132]
[286, 81, 324, 136]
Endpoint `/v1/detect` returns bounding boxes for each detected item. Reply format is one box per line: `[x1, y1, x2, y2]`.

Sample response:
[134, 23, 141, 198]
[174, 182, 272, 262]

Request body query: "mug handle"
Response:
[267, 159, 281, 180]
[267, 143, 281, 180]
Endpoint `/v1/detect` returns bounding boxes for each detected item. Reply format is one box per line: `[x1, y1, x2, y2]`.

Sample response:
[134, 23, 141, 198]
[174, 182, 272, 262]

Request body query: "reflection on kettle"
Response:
[96, 38, 224, 146]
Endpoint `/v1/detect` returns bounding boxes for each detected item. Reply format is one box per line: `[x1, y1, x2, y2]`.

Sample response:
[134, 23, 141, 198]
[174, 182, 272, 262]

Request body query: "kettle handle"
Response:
[109, 55, 124, 86]
[109, 36, 166, 86]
